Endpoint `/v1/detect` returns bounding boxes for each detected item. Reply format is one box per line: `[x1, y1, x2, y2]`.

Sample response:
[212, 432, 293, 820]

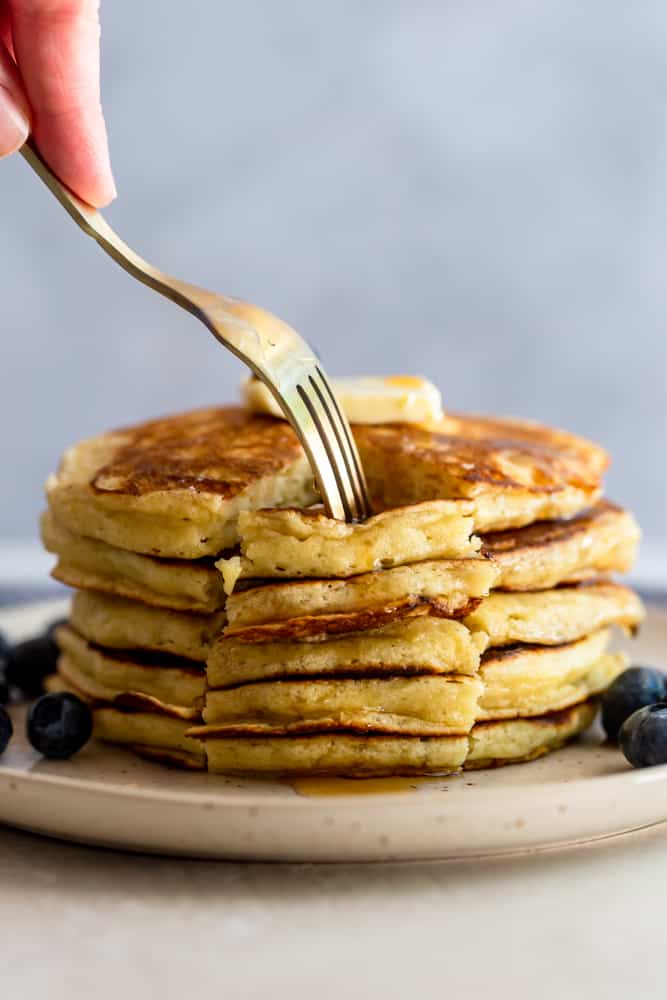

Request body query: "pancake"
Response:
[42, 511, 226, 613]
[198, 725, 470, 775]
[483, 501, 640, 591]
[223, 602, 448, 642]
[204, 637, 622, 734]
[46, 674, 206, 768]
[55, 626, 206, 714]
[478, 635, 625, 719]
[224, 558, 498, 631]
[466, 700, 598, 769]
[465, 582, 644, 647]
[46, 406, 317, 559]
[70, 590, 225, 661]
[191, 699, 598, 775]
[216, 501, 480, 590]
[45, 673, 206, 768]
[204, 674, 484, 735]
[207, 617, 486, 688]
[354, 413, 607, 531]
[45, 405, 608, 563]
[95, 708, 206, 767]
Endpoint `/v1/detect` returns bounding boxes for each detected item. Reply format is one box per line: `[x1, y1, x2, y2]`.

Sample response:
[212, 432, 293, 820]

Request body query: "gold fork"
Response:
[20, 139, 371, 523]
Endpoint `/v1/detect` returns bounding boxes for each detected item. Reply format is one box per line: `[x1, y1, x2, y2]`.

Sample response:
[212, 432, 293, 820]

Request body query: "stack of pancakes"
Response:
[41, 405, 643, 775]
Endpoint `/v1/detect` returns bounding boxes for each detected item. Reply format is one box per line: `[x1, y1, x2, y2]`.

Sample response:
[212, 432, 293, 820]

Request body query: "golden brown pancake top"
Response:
[90, 406, 305, 498]
[354, 412, 608, 502]
[85, 406, 607, 503]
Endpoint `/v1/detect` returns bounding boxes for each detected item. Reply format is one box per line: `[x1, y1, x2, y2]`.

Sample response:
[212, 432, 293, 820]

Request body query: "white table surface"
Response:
[1, 543, 666, 999]
[1, 823, 665, 998]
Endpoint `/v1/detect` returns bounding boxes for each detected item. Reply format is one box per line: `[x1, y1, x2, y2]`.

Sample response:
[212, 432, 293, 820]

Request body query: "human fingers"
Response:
[9, 0, 115, 206]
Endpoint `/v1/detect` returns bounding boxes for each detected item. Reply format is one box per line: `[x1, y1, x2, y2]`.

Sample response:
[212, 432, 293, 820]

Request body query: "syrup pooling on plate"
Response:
[289, 776, 423, 797]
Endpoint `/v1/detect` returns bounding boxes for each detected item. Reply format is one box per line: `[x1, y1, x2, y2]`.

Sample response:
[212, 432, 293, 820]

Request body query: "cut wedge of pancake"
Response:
[191, 699, 598, 776]
[204, 637, 622, 734]
[224, 558, 498, 631]
[222, 602, 447, 643]
[207, 617, 486, 688]
[205, 674, 484, 735]
[354, 414, 607, 531]
[197, 726, 470, 775]
[42, 511, 226, 613]
[70, 590, 224, 661]
[483, 501, 640, 591]
[46, 407, 317, 559]
[55, 626, 206, 715]
[465, 582, 644, 647]
[216, 501, 480, 590]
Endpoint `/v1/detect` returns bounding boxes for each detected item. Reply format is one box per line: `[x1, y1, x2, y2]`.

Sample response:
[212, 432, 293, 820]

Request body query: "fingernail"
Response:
[0, 84, 29, 157]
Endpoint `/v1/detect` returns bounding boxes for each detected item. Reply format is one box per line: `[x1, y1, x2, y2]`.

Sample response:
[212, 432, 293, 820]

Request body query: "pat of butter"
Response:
[242, 375, 443, 425]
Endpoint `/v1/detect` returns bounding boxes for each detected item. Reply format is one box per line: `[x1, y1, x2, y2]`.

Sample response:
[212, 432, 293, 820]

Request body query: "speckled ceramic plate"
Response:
[0, 597, 666, 862]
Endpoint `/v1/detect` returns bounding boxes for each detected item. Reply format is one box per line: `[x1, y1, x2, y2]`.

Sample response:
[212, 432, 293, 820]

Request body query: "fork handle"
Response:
[20, 138, 309, 364]
[20, 138, 371, 523]
[19, 138, 204, 317]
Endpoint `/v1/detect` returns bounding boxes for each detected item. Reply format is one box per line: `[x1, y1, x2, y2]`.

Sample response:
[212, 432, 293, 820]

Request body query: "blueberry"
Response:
[0, 663, 9, 707]
[26, 693, 93, 759]
[601, 666, 666, 742]
[44, 618, 68, 640]
[619, 703, 667, 768]
[7, 636, 60, 699]
[0, 706, 12, 754]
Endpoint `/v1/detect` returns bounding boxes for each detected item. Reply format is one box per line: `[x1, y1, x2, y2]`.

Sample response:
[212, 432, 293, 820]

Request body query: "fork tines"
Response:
[295, 367, 372, 522]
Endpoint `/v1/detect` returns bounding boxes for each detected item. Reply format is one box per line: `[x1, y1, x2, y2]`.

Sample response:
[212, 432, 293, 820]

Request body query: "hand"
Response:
[0, 0, 115, 207]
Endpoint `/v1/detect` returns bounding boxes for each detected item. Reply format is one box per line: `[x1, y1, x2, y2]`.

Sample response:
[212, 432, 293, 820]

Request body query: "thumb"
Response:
[0, 40, 30, 158]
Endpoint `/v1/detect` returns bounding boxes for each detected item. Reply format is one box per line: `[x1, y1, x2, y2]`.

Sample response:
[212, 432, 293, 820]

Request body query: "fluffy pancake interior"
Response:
[216, 500, 480, 590]
[204, 674, 484, 734]
[207, 617, 487, 688]
[200, 729, 471, 776]
[204, 637, 623, 733]
[191, 699, 599, 776]
[224, 558, 498, 630]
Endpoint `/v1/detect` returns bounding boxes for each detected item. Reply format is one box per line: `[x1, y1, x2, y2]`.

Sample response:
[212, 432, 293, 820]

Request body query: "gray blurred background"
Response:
[2, 0, 666, 548]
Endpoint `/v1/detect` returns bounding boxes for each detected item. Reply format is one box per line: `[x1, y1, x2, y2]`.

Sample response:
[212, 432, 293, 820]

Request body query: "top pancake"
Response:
[46, 406, 608, 558]
[46, 407, 317, 558]
[354, 412, 607, 531]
